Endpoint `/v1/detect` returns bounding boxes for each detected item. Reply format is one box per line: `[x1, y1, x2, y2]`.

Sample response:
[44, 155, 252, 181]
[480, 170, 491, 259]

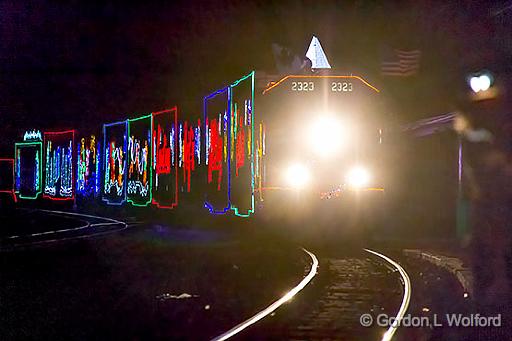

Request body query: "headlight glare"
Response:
[309, 116, 345, 157]
[346, 166, 371, 188]
[285, 163, 310, 189]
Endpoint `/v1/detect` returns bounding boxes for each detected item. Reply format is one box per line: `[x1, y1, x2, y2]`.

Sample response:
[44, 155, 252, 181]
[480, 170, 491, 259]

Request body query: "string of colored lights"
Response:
[0, 158, 17, 202]
[15, 151, 20, 190]
[155, 125, 171, 174]
[95, 141, 101, 194]
[8, 72, 261, 213]
[255, 122, 266, 202]
[14, 141, 43, 200]
[152, 108, 179, 209]
[104, 142, 125, 196]
[178, 123, 183, 168]
[23, 130, 42, 142]
[5, 72, 388, 219]
[195, 119, 201, 165]
[204, 86, 231, 214]
[43, 130, 75, 201]
[127, 114, 153, 207]
[76, 135, 99, 197]
[102, 120, 128, 206]
[182, 120, 196, 192]
[44, 142, 74, 198]
[171, 125, 176, 167]
[229, 71, 256, 217]
[206, 117, 223, 189]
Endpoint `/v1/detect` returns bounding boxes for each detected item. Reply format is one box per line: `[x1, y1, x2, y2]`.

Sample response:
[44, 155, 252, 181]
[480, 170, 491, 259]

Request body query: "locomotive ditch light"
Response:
[345, 165, 371, 189]
[285, 163, 311, 189]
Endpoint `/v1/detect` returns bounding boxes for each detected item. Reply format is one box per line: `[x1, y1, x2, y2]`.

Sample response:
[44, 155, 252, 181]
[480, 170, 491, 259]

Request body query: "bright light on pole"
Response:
[469, 72, 493, 93]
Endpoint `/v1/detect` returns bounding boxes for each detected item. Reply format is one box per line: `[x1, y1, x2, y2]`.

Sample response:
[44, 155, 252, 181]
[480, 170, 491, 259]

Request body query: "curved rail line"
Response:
[211, 248, 319, 341]
[7, 215, 91, 239]
[2, 210, 127, 248]
[365, 248, 412, 341]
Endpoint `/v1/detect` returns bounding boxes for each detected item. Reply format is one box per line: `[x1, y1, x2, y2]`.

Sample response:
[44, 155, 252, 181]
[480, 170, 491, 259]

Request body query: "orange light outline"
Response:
[262, 75, 380, 95]
[255, 186, 384, 193]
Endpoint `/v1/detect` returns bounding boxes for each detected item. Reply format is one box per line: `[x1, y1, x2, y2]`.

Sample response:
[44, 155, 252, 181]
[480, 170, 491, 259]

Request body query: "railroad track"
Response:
[240, 248, 410, 341]
[0, 209, 127, 250]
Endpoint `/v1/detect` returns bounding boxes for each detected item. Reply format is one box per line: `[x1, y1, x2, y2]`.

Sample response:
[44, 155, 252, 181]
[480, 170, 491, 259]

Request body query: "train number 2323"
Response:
[331, 82, 353, 92]
[291, 81, 315, 91]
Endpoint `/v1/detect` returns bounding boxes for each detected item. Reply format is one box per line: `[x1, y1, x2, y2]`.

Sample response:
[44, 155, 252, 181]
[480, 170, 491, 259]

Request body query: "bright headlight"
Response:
[469, 74, 492, 93]
[285, 163, 310, 189]
[346, 166, 371, 188]
[309, 116, 346, 157]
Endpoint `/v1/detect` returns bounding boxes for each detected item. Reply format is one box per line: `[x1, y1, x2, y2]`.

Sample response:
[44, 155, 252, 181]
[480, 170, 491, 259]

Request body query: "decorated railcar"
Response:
[4, 71, 386, 222]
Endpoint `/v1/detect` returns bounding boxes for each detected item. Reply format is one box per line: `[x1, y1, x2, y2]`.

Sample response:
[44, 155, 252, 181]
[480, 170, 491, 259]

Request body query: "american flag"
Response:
[381, 48, 421, 76]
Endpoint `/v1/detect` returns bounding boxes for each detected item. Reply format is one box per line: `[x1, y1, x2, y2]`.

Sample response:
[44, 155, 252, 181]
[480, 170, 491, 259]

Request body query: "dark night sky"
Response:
[1, 0, 510, 154]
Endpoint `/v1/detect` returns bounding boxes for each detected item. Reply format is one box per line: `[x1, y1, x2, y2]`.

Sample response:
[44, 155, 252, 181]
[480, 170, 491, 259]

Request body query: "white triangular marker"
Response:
[305, 36, 331, 69]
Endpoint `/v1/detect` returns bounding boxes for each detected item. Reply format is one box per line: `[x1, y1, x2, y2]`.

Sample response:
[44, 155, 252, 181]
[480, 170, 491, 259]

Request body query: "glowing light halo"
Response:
[469, 74, 492, 93]
[345, 165, 371, 188]
[285, 162, 311, 189]
[308, 115, 347, 157]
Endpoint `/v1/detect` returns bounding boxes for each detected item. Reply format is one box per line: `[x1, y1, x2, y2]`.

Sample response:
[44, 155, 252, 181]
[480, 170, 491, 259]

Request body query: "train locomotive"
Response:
[257, 74, 386, 230]
[3, 71, 387, 228]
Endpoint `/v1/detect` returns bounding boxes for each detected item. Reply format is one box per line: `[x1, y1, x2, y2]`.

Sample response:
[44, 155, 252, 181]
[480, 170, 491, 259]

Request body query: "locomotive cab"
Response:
[257, 74, 387, 233]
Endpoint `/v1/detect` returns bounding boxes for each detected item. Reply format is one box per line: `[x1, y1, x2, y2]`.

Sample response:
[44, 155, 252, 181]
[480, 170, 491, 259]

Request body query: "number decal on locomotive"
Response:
[291, 81, 315, 92]
[331, 82, 353, 92]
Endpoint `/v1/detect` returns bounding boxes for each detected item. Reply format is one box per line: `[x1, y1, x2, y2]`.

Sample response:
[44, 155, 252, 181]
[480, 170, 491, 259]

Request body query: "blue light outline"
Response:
[203, 86, 231, 214]
[102, 120, 128, 206]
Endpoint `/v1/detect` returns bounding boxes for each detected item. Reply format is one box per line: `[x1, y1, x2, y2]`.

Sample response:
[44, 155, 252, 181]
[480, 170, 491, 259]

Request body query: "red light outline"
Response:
[0, 158, 17, 202]
[43, 130, 76, 201]
[151, 107, 179, 209]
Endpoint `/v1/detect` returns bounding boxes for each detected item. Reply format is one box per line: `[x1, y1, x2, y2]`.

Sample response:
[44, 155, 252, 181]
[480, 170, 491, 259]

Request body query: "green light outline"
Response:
[127, 114, 153, 207]
[14, 141, 43, 200]
[230, 71, 255, 217]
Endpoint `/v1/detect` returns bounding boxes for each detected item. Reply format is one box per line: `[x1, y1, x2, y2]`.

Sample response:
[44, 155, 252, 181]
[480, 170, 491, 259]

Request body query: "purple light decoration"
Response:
[458, 138, 462, 187]
[203, 86, 231, 215]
